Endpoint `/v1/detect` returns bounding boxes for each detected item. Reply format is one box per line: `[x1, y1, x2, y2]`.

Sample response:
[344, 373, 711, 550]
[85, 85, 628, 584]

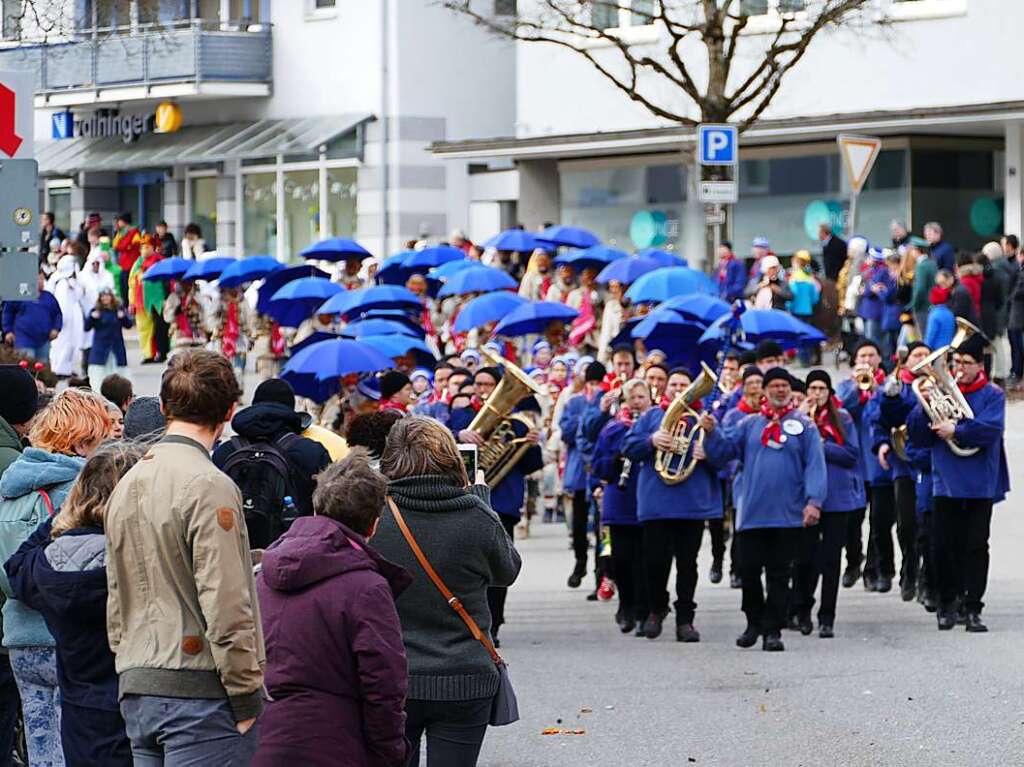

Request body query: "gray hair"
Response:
[924, 221, 943, 236]
[380, 415, 468, 486]
[312, 448, 386, 536]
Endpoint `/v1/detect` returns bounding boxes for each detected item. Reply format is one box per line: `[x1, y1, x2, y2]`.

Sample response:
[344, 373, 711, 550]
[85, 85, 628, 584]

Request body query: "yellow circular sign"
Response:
[13, 207, 31, 226]
[154, 102, 182, 134]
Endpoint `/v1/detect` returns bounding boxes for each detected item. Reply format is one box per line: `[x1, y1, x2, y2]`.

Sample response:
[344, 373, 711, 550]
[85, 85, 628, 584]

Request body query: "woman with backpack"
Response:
[0, 389, 113, 766]
[5, 442, 142, 766]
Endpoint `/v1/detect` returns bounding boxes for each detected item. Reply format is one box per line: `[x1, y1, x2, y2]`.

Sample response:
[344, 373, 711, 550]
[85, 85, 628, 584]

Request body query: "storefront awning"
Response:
[38, 113, 374, 176]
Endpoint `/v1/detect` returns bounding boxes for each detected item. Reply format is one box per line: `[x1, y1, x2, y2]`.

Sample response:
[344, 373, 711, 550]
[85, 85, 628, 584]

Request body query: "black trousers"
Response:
[932, 497, 993, 614]
[844, 506, 865, 570]
[793, 512, 853, 625]
[918, 509, 935, 597]
[150, 306, 170, 360]
[405, 697, 491, 767]
[1009, 328, 1024, 379]
[609, 524, 648, 623]
[869, 483, 896, 579]
[0, 652, 19, 767]
[737, 527, 799, 636]
[62, 701, 132, 766]
[642, 518, 705, 624]
[893, 476, 918, 588]
[487, 515, 518, 636]
[708, 518, 726, 564]
[571, 489, 589, 567]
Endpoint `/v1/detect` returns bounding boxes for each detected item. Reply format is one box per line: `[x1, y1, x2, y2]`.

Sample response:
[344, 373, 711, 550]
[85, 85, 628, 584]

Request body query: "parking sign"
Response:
[697, 124, 737, 166]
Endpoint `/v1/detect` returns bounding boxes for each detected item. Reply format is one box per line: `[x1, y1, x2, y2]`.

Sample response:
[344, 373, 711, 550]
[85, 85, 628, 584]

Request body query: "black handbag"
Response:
[387, 498, 519, 726]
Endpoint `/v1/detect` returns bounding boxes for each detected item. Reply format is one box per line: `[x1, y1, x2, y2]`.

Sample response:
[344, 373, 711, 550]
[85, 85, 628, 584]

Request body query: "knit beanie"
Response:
[0, 366, 38, 426]
[805, 369, 833, 393]
[762, 367, 790, 387]
[584, 361, 608, 383]
[253, 378, 296, 410]
[380, 371, 411, 400]
[123, 396, 166, 440]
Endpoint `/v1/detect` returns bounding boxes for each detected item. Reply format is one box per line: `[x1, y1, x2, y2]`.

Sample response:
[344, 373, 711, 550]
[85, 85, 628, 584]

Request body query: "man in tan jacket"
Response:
[106, 350, 265, 765]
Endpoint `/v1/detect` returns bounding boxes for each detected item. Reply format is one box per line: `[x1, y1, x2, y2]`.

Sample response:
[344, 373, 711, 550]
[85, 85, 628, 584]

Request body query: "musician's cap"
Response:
[741, 365, 764, 382]
[517, 396, 542, 414]
[752, 236, 770, 249]
[460, 348, 481, 363]
[762, 367, 791, 387]
[531, 339, 551, 354]
[482, 341, 503, 357]
[755, 340, 784, 361]
[790, 375, 806, 394]
[869, 247, 887, 261]
[475, 366, 503, 383]
[905, 340, 929, 355]
[356, 375, 382, 401]
[852, 338, 881, 357]
[805, 369, 833, 393]
[573, 355, 593, 378]
[955, 332, 987, 363]
[410, 368, 432, 382]
[584, 361, 607, 383]
[380, 371, 411, 400]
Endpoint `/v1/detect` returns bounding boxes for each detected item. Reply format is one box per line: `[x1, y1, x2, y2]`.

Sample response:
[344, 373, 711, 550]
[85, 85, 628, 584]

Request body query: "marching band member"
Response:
[644, 363, 668, 402]
[907, 333, 1010, 632]
[792, 371, 864, 638]
[621, 368, 726, 643]
[702, 368, 826, 652]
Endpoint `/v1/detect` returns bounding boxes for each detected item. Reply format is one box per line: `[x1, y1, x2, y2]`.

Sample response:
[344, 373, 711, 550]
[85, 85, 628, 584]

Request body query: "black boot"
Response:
[900, 579, 916, 602]
[736, 624, 759, 649]
[842, 561, 862, 589]
[762, 633, 785, 652]
[797, 611, 813, 636]
[567, 561, 586, 589]
[818, 623, 834, 639]
[875, 576, 893, 594]
[936, 611, 956, 631]
[642, 610, 668, 640]
[676, 623, 700, 643]
[709, 559, 723, 585]
[964, 613, 988, 633]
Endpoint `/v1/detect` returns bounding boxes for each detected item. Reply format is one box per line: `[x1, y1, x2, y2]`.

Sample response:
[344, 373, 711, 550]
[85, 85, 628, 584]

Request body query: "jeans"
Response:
[793, 511, 852, 625]
[15, 343, 50, 361]
[608, 524, 648, 623]
[0, 653, 20, 767]
[405, 697, 491, 767]
[932, 497, 993, 614]
[486, 514, 518, 638]
[9, 646, 63, 767]
[869, 483, 896, 579]
[736, 527, 799, 636]
[642, 518, 705, 624]
[894, 476, 918, 590]
[120, 695, 259, 767]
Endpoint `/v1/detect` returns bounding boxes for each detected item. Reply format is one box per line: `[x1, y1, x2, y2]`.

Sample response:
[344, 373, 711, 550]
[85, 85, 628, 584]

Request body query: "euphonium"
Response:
[910, 346, 980, 458]
[950, 316, 983, 350]
[654, 362, 718, 485]
[467, 347, 547, 487]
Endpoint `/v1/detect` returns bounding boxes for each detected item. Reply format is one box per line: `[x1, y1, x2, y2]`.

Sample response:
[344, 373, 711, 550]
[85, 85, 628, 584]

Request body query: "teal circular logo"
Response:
[630, 210, 668, 249]
[803, 200, 845, 240]
[970, 197, 1003, 237]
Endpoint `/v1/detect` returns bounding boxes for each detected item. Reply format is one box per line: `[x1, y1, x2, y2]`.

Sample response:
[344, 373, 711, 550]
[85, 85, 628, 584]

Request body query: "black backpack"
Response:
[220, 433, 301, 549]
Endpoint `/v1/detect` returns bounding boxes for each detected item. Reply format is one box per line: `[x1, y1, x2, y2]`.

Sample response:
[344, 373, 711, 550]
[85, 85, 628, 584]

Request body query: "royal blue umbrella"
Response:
[281, 370, 341, 404]
[483, 229, 540, 252]
[430, 259, 481, 280]
[555, 245, 628, 274]
[288, 331, 343, 357]
[437, 265, 517, 298]
[360, 334, 437, 367]
[359, 309, 424, 334]
[218, 256, 283, 289]
[537, 225, 600, 250]
[283, 337, 395, 381]
[340, 318, 421, 339]
[318, 285, 421, 318]
[631, 308, 708, 367]
[660, 294, 731, 326]
[404, 245, 465, 271]
[300, 237, 372, 262]
[637, 248, 687, 267]
[257, 265, 330, 315]
[595, 256, 663, 286]
[698, 308, 826, 350]
[376, 251, 416, 284]
[183, 257, 236, 283]
[624, 267, 716, 304]
[452, 292, 528, 333]
[143, 257, 192, 282]
[492, 301, 579, 338]
[267, 278, 343, 327]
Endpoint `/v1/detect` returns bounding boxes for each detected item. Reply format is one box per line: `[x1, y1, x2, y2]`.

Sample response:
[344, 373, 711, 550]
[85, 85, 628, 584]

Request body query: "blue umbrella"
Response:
[404, 245, 465, 271]
[631, 308, 708, 367]
[359, 309, 425, 335]
[555, 245, 628, 274]
[281, 370, 341, 404]
[492, 301, 579, 337]
[257, 265, 330, 315]
[300, 237, 372, 262]
[429, 259, 481, 280]
[595, 255, 663, 285]
[360, 334, 437, 367]
[143, 257, 192, 282]
[437, 265, 517, 298]
[218, 256, 283, 289]
[340, 318, 421, 339]
[452, 292, 528, 333]
[660, 294, 731, 325]
[483, 229, 540, 252]
[288, 331, 344, 357]
[698, 308, 826, 350]
[624, 267, 716, 304]
[283, 337, 395, 380]
[183, 257, 236, 282]
[376, 251, 417, 284]
[637, 248, 687, 267]
[537, 225, 600, 249]
[267, 278, 343, 327]
[318, 285, 421, 318]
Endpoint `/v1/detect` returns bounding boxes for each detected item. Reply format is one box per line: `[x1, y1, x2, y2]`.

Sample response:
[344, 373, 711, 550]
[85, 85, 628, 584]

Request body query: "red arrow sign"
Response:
[0, 83, 24, 158]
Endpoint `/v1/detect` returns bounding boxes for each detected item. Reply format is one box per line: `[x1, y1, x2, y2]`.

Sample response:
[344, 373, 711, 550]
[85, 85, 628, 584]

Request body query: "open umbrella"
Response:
[595, 256, 663, 286]
[376, 251, 417, 284]
[483, 229, 540, 252]
[318, 284, 422, 319]
[624, 267, 715, 304]
[637, 248, 687, 267]
[631, 308, 708, 367]
[183, 257, 236, 283]
[437, 265, 517, 298]
[359, 334, 437, 367]
[660, 294, 731, 326]
[283, 337, 395, 381]
[281, 370, 341, 404]
[257, 265, 330, 315]
[429, 259, 481, 280]
[300, 237, 372, 262]
[267, 278, 343, 327]
[537, 225, 600, 250]
[288, 331, 344, 357]
[404, 245, 465, 271]
[555, 245, 628, 274]
[340, 318, 422, 339]
[359, 309, 425, 335]
[452, 292, 528, 333]
[143, 257, 192, 282]
[492, 301, 579, 337]
[218, 256, 283, 289]
[698, 308, 826, 350]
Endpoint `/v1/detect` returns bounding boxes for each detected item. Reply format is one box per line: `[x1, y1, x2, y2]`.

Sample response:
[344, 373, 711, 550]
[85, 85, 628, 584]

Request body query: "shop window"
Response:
[326, 168, 358, 239]
[46, 188, 72, 239]
[190, 177, 218, 252]
[243, 172, 277, 259]
[283, 169, 320, 260]
[911, 148, 1000, 249]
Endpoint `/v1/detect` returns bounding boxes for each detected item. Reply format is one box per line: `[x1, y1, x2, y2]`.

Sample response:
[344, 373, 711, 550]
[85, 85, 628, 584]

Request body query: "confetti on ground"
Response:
[542, 728, 587, 736]
[580, 707, 593, 714]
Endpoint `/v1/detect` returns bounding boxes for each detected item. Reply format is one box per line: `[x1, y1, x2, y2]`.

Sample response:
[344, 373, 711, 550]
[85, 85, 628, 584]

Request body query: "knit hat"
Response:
[805, 369, 833, 393]
[123, 396, 166, 440]
[905, 340, 929, 356]
[356, 374, 382, 401]
[584, 361, 608, 383]
[762, 367, 790, 387]
[853, 339, 881, 358]
[460, 349, 481, 364]
[0, 366, 38, 426]
[531, 339, 551, 354]
[741, 365, 764, 382]
[752, 236, 770, 249]
[253, 378, 296, 410]
[793, 250, 812, 264]
[755, 340, 784, 361]
[410, 368, 432, 382]
[380, 371, 411, 399]
[955, 332, 988, 363]
[573, 355, 594, 378]
[790, 376, 806, 394]
[475, 366, 503, 383]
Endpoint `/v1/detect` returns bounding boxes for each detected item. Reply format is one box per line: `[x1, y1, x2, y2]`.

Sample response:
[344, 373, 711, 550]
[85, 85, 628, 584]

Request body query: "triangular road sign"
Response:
[837, 134, 882, 195]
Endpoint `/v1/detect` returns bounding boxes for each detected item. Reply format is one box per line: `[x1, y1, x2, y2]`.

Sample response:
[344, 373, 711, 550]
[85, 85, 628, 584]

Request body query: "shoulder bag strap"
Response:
[386, 496, 503, 666]
[37, 489, 55, 518]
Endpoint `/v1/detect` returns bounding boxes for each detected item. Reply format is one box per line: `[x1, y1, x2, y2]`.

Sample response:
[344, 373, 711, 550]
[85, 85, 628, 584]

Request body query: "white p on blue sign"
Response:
[697, 124, 738, 166]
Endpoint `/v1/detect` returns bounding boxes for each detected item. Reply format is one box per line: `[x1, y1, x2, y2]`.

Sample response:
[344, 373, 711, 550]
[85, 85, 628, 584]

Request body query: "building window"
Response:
[591, 3, 619, 30]
[243, 172, 278, 259]
[283, 169, 320, 260]
[326, 168, 358, 239]
[739, 0, 806, 16]
[46, 187, 72, 238]
[2, 0, 22, 41]
[494, 0, 517, 16]
[190, 177, 218, 252]
[315, 0, 336, 6]
[631, 0, 655, 25]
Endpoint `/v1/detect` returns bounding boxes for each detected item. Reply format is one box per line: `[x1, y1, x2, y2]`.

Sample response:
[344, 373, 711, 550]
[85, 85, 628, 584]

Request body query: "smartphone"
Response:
[458, 443, 479, 481]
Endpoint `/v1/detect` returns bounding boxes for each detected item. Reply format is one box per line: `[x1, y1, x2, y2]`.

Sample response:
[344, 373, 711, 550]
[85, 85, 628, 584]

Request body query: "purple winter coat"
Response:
[253, 515, 413, 767]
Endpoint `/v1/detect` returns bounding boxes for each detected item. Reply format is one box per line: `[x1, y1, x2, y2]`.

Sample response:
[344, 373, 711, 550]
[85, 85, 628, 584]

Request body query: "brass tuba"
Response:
[654, 362, 718, 485]
[910, 335, 980, 458]
[466, 347, 547, 487]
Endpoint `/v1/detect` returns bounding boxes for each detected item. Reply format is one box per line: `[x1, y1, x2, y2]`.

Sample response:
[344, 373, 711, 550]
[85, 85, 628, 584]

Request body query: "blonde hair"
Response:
[29, 388, 113, 456]
[379, 415, 469, 486]
[51, 441, 144, 538]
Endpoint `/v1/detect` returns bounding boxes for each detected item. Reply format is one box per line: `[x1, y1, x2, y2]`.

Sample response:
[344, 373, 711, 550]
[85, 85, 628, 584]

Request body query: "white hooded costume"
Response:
[48, 255, 86, 376]
[77, 252, 115, 351]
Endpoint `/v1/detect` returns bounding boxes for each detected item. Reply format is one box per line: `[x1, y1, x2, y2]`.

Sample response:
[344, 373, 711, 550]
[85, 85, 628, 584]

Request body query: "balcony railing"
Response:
[0, 20, 272, 99]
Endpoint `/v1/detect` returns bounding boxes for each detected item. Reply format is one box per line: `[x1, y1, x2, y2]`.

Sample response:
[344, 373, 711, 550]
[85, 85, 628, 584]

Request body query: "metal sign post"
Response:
[697, 124, 739, 273]
[837, 134, 882, 234]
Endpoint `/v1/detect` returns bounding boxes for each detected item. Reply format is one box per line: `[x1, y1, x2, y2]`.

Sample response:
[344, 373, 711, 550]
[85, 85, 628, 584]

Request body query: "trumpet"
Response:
[654, 362, 718, 485]
[854, 365, 875, 391]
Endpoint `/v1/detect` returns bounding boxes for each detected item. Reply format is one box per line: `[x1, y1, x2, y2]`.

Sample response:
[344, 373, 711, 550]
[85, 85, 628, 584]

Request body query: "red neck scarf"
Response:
[737, 396, 761, 414]
[616, 405, 635, 427]
[815, 398, 844, 446]
[380, 399, 408, 413]
[660, 394, 702, 413]
[569, 289, 595, 346]
[540, 275, 552, 300]
[958, 370, 988, 395]
[221, 301, 240, 359]
[270, 322, 286, 357]
[760, 401, 795, 446]
[469, 395, 484, 412]
[717, 252, 733, 283]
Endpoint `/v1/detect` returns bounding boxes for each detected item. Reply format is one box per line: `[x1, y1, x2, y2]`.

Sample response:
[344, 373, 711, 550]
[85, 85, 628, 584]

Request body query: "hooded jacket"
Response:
[1, 291, 63, 349]
[213, 402, 331, 518]
[254, 516, 412, 767]
[0, 448, 84, 648]
[0, 417, 23, 651]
